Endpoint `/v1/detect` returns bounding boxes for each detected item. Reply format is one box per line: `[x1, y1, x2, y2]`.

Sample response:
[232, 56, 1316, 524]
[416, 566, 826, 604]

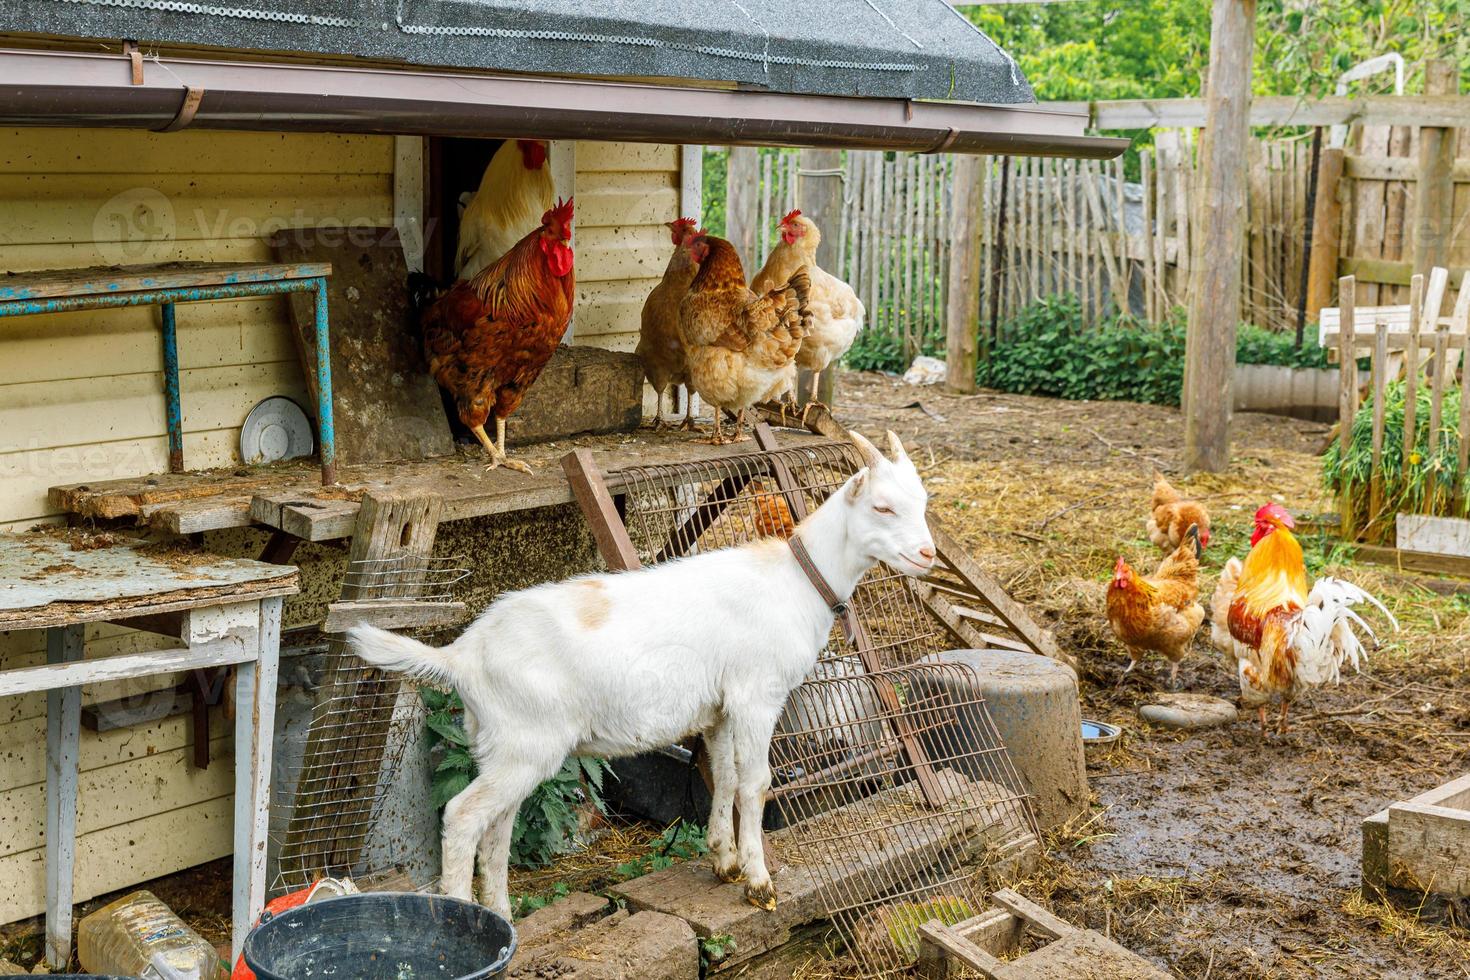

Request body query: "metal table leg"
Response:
[45, 624, 84, 970]
[312, 278, 337, 486]
[160, 302, 184, 474]
[232, 596, 281, 963]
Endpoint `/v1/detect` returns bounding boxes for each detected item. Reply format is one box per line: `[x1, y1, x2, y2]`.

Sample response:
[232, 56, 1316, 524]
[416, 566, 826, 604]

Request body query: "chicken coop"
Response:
[0, 0, 1124, 969]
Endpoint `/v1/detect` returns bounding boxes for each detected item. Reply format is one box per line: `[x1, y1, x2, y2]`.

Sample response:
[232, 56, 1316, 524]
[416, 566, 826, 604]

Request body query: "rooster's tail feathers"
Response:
[348, 625, 459, 687]
[1308, 577, 1400, 632]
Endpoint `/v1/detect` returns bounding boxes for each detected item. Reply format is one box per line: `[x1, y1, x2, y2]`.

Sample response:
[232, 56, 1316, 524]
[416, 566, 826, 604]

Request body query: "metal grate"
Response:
[610, 438, 1038, 977]
[273, 552, 468, 892]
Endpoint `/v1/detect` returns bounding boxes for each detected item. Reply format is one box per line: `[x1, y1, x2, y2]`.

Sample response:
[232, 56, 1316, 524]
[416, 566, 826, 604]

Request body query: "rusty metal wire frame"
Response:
[273, 553, 468, 893]
[610, 440, 1038, 977]
[770, 663, 1035, 976]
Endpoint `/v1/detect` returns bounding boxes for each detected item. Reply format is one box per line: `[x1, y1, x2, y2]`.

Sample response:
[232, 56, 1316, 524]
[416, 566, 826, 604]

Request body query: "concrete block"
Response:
[609, 771, 1035, 971]
[507, 345, 643, 447]
[922, 650, 1089, 830]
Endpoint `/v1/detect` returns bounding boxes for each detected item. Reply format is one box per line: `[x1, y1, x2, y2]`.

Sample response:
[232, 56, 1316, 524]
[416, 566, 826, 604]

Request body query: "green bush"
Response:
[975, 297, 1187, 405]
[1235, 323, 1332, 370]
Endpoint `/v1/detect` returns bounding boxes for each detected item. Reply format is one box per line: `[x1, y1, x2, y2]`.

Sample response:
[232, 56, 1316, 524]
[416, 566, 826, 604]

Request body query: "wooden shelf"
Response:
[51, 427, 835, 540]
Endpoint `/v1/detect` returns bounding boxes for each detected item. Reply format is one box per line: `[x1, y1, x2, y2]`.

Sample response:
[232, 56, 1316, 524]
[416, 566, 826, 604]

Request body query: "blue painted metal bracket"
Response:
[0, 277, 337, 485]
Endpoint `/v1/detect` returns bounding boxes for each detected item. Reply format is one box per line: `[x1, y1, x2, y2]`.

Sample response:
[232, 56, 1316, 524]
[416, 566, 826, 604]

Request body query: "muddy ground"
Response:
[4, 372, 1465, 978]
[835, 371, 1470, 979]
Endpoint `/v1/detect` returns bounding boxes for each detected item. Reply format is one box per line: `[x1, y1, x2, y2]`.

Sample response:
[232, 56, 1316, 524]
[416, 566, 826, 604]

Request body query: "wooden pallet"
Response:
[917, 889, 1173, 979]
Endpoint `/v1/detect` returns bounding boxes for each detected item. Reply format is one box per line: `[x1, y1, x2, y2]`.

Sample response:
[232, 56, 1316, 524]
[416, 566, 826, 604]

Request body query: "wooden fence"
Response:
[723, 136, 1314, 357]
[1330, 268, 1470, 545]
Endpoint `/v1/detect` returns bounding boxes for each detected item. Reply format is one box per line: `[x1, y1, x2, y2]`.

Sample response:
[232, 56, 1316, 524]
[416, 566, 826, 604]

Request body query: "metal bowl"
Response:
[1081, 719, 1121, 763]
[241, 396, 314, 464]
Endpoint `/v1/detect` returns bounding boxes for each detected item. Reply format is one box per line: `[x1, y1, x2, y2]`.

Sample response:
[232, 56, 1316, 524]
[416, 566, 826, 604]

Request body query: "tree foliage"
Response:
[965, 0, 1469, 105]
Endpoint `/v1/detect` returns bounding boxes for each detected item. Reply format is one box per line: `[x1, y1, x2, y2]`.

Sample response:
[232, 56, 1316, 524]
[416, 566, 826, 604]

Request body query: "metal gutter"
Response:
[0, 48, 1127, 159]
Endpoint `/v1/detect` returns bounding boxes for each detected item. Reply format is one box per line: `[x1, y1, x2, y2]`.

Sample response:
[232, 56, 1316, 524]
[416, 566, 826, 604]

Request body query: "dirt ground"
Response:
[834, 370, 1470, 979]
[5, 372, 1465, 978]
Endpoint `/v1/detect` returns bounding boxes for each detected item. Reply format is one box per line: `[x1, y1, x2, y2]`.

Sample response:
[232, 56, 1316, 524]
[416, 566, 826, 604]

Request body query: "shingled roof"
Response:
[1, 0, 1034, 104]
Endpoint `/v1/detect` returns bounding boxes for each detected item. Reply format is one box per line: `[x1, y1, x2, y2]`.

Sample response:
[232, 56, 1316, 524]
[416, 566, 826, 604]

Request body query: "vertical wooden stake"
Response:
[1337, 275, 1358, 540]
[1184, 0, 1257, 473]
[1403, 274, 1424, 485]
[45, 624, 84, 971]
[798, 147, 845, 405]
[1295, 128, 1324, 345]
[988, 157, 1011, 344]
[1305, 147, 1345, 324]
[946, 153, 983, 393]
[1413, 60, 1458, 280]
[726, 147, 760, 270]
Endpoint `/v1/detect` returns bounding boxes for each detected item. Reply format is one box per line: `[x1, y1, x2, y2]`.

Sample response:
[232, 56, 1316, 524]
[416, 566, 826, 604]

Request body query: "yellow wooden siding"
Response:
[574, 141, 682, 352]
[0, 126, 394, 924]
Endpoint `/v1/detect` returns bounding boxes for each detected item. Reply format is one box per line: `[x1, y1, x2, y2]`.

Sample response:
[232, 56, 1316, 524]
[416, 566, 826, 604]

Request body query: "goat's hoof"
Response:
[744, 881, 778, 911]
[713, 862, 745, 884]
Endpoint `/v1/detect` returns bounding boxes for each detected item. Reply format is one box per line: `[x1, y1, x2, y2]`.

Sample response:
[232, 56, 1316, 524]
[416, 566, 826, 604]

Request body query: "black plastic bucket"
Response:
[242, 893, 516, 980]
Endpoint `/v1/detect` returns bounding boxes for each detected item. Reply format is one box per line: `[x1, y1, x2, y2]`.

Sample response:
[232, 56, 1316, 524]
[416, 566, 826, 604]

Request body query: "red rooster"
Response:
[1211, 503, 1397, 734]
[422, 198, 575, 474]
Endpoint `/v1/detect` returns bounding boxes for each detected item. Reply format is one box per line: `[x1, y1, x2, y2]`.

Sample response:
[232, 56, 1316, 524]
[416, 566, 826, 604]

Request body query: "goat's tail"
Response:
[348, 625, 458, 687]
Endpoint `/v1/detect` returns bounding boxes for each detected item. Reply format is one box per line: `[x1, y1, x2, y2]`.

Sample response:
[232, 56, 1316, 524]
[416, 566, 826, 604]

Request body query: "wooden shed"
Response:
[0, 0, 1121, 931]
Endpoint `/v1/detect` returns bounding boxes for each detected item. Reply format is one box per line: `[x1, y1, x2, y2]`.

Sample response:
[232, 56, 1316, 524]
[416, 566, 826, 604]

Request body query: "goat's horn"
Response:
[848, 430, 883, 468]
[885, 430, 908, 462]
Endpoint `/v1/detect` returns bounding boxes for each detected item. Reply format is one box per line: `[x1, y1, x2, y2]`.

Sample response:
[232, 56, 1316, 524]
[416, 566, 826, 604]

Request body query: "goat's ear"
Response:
[846, 468, 868, 502]
[848, 430, 884, 469]
[885, 430, 909, 464]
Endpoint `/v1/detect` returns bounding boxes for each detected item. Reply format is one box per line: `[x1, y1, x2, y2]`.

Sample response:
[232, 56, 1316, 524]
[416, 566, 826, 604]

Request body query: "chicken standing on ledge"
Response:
[422, 198, 575, 474]
[1146, 471, 1211, 553]
[750, 210, 864, 405]
[637, 217, 703, 431]
[1106, 525, 1206, 690]
[455, 139, 555, 279]
[679, 232, 811, 444]
[1211, 503, 1397, 735]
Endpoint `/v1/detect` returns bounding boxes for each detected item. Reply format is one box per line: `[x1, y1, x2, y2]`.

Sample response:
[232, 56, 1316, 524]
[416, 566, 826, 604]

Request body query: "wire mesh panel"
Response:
[608, 439, 1039, 977]
[274, 552, 467, 892]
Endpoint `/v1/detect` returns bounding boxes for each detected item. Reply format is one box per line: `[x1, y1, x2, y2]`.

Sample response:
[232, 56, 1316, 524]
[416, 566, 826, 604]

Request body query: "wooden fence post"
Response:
[1305, 146, 1345, 323]
[946, 153, 983, 393]
[1413, 60, 1458, 280]
[1184, 0, 1256, 473]
[726, 146, 759, 270]
[800, 147, 845, 404]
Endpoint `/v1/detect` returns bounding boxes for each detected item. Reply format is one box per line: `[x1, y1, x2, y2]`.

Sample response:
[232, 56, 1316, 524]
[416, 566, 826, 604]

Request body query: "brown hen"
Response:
[678, 233, 810, 444]
[422, 198, 575, 474]
[1147, 472, 1212, 553]
[1106, 526, 1205, 690]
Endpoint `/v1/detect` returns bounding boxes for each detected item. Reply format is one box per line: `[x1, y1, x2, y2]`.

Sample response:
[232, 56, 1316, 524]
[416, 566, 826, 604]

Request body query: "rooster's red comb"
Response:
[779, 209, 802, 227]
[667, 217, 698, 242]
[542, 197, 574, 228]
[1254, 502, 1294, 528]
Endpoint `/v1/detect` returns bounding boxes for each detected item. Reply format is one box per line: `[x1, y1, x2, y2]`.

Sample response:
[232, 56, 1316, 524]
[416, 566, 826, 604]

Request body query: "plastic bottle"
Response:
[77, 890, 220, 980]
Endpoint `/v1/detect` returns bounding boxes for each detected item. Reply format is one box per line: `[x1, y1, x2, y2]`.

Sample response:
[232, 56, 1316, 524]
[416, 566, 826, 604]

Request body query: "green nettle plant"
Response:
[421, 687, 613, 869]
[1321, 380, 1467, 538]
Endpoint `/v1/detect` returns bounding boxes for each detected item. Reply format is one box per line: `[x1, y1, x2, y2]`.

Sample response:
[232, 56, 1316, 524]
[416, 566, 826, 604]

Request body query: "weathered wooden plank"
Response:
[946, 154, 982, 392]
[322, 598, 469, 633]
[233, 595, 281, 960]
[1068, 94, 1470, 130]
[1396, 514, 1470, 558]
[0, 639, 258, 698]
[1338, 275, 1358, 540]
[1349, 541, 1470, 578]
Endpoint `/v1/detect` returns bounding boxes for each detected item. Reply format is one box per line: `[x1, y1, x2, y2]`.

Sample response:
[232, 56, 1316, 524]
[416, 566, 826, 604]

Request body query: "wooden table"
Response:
[0, 261, 338, 484]
[0, 532, 299, 968]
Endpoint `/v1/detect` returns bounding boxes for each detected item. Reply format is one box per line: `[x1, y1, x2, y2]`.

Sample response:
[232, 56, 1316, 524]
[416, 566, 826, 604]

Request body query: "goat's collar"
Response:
[788, 534, 848, 618]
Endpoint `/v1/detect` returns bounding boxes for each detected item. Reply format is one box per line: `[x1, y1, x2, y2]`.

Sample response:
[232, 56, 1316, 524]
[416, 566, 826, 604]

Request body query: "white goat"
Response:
[349, 430, 935, 916]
